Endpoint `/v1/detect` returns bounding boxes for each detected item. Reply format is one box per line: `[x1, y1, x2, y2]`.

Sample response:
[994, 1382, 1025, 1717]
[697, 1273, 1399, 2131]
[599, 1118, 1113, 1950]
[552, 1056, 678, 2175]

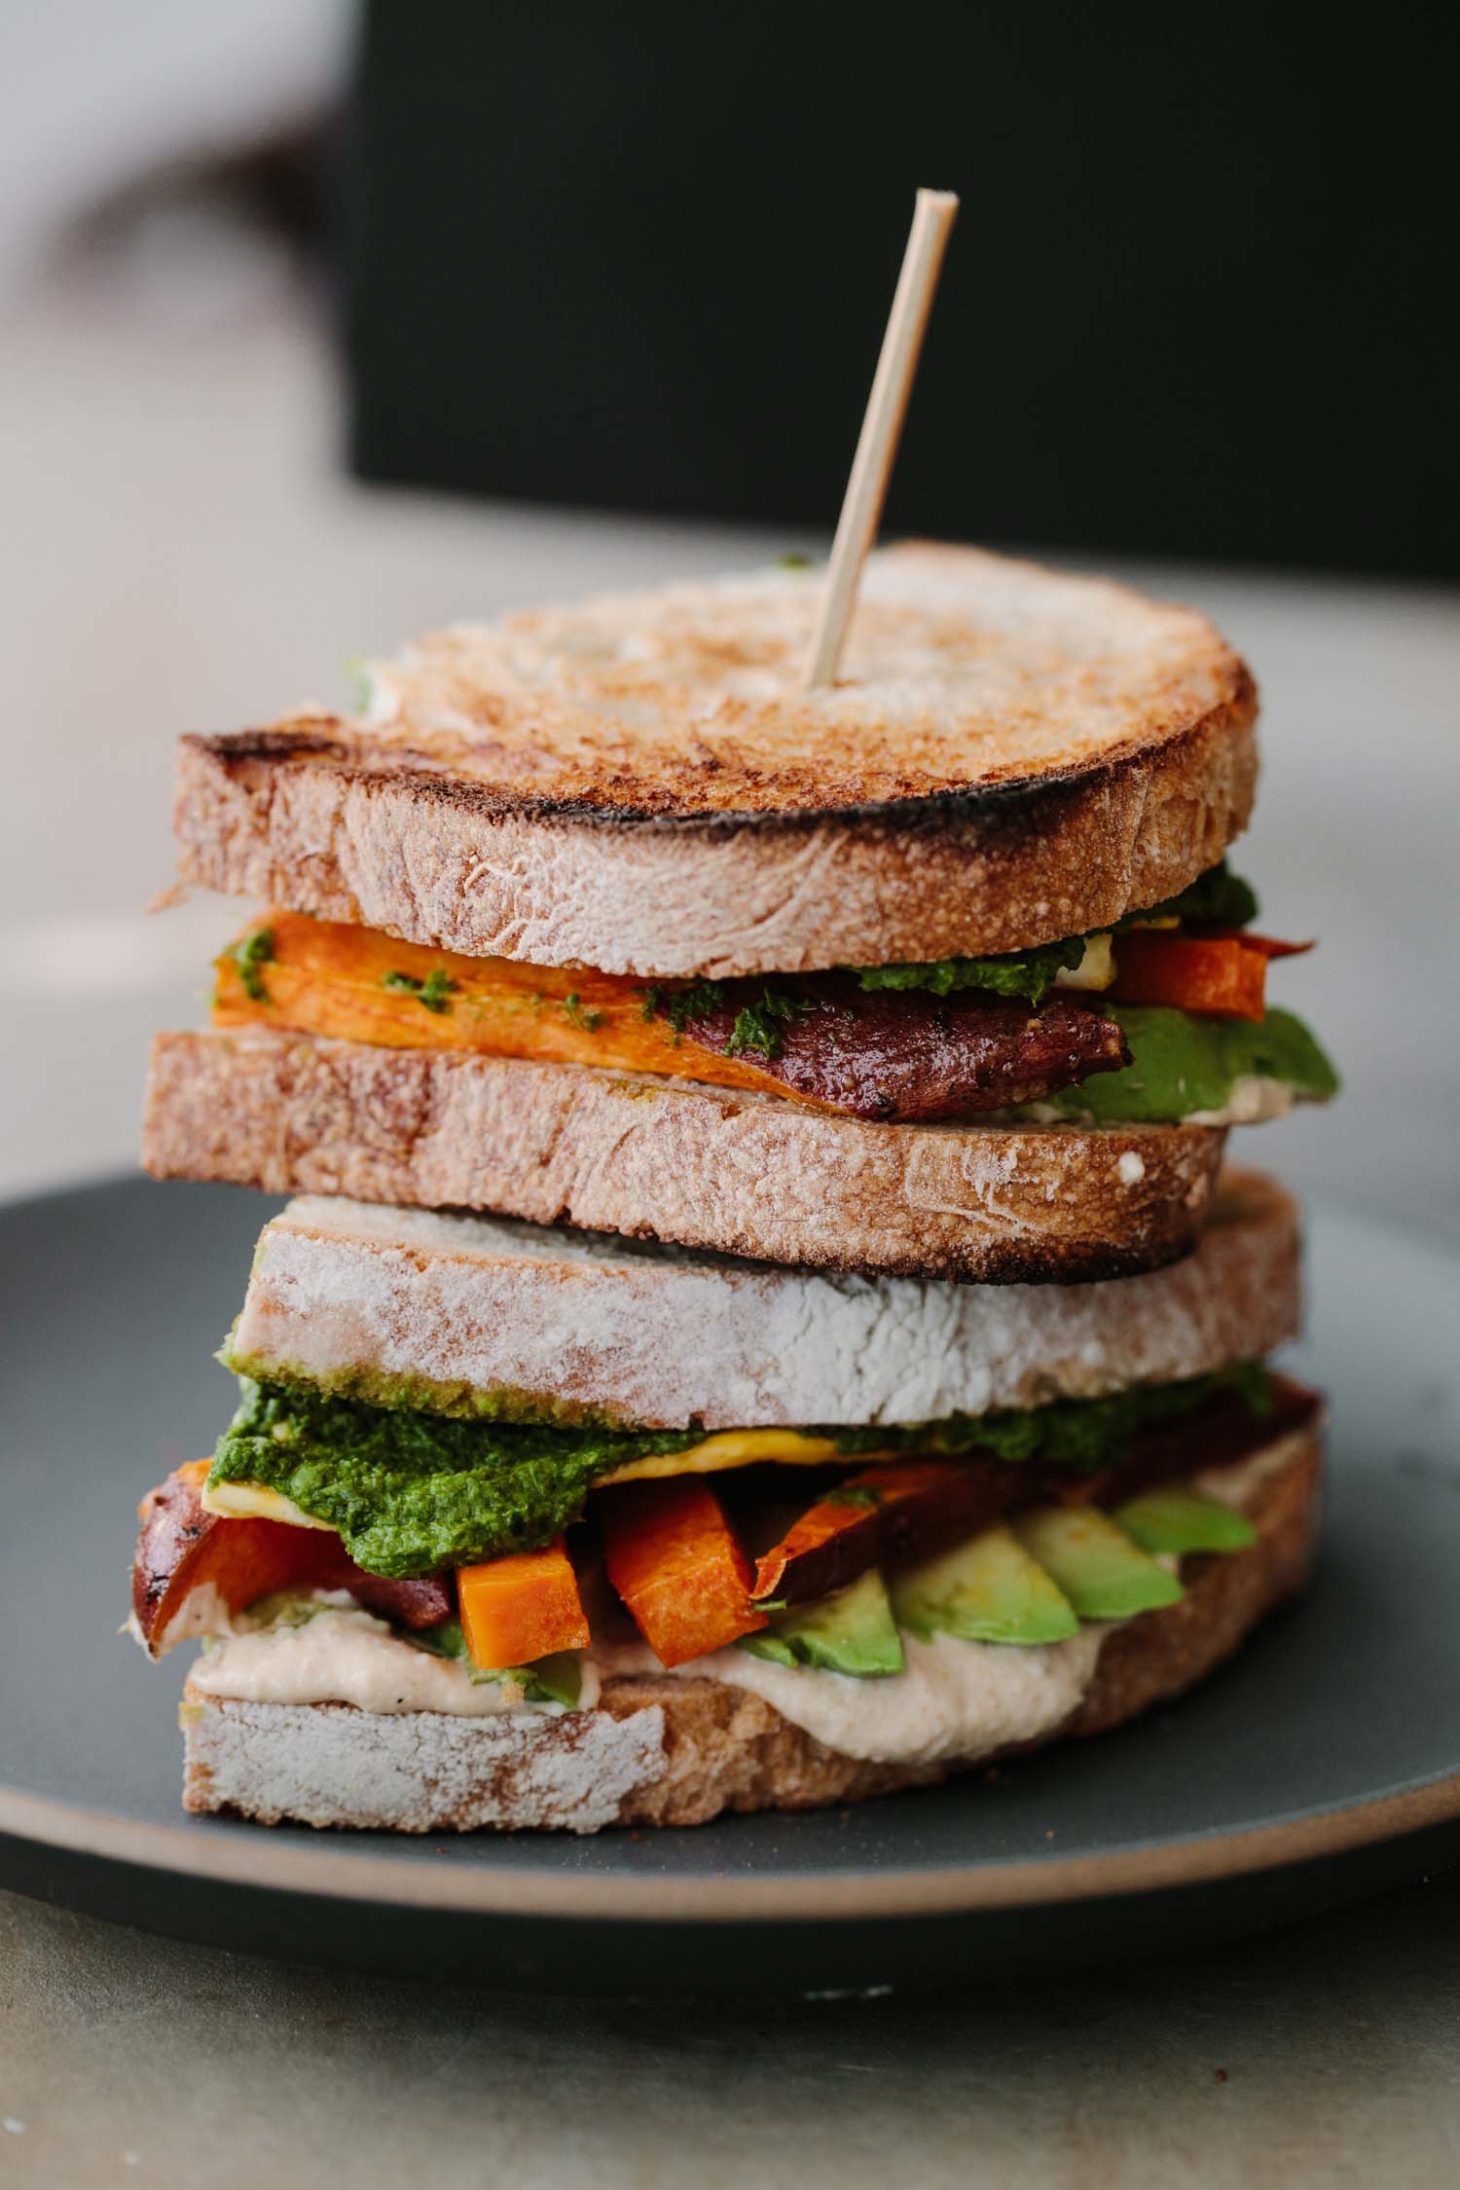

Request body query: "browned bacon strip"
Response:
[132, 1463, 453, 1655]
[669, 979, 1129, 1122]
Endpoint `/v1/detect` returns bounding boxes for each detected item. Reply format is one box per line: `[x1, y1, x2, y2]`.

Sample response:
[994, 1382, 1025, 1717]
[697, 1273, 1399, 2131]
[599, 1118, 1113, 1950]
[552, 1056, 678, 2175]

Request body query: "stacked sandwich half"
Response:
[133, 545, 1337, 1832]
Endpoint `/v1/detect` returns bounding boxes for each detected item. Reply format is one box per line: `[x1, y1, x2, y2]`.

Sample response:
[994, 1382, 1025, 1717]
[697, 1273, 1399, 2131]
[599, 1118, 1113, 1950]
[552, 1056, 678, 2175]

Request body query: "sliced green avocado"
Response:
[890, 1524, 1080, 1646]
[1036, 1004, 1339, 1125]
[1113, 1487, 1257, 1556]
[740, 1567, 904, 1677]
[1012, 1506, 1184, 1619]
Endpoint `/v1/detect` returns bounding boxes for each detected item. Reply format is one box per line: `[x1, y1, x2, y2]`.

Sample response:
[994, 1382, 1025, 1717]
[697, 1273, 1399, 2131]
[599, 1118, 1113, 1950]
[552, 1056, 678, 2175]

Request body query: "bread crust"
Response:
[144, 1027, 1227, 1285]
[171, 545, 1258, 977]
[181, 1430, 1321, 1832]
[174, 710, 1255, 979]
[229, 1171, 1300, 1430]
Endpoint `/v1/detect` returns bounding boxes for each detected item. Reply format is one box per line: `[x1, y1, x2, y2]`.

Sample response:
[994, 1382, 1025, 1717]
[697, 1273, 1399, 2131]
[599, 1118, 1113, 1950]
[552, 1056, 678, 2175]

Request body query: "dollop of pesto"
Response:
[211, 1381, 704, 1577]
[209, 1367, 1273, 1578]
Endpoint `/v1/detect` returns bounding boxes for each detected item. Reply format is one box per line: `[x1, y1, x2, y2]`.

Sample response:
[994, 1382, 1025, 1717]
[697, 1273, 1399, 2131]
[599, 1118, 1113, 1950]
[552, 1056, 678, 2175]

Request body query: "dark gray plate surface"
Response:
[2, 1176, 1458, 1994]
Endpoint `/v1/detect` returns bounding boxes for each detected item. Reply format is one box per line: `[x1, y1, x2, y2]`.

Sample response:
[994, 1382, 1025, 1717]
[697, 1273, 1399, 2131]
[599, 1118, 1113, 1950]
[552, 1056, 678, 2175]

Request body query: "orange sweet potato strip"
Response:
[212, 909, 787, 1097]
[597, 1479, 767, 1669]
[457, 1538, 591, 1670]
[1109, 932, 1268, 1020]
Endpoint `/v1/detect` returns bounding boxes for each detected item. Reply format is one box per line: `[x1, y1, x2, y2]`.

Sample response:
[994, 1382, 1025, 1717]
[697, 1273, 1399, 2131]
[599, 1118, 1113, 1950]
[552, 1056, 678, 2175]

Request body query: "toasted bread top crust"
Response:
[173, 544, 1258, 973]
[348, 543, 1255, 823]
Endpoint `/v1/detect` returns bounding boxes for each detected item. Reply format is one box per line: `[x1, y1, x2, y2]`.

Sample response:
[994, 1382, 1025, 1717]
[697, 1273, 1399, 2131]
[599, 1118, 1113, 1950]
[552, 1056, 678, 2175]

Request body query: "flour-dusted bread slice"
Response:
[228, 1171, 1299, 1429]
[172, 544, 1258, 978]
[180, 1426, 1320, 1832]
[144, 1027, 1227, 1285]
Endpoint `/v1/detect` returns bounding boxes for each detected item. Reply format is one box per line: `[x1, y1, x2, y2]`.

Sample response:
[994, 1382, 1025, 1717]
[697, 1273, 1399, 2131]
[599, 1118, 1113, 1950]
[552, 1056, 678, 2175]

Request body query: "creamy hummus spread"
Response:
[190, 1603, 600, 1717]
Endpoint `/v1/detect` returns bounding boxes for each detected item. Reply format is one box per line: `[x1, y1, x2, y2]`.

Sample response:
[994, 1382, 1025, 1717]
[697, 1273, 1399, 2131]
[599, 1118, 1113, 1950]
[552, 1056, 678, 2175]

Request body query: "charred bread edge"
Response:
[172, 704, 1256, 976]
[179, 672, 1256, 829]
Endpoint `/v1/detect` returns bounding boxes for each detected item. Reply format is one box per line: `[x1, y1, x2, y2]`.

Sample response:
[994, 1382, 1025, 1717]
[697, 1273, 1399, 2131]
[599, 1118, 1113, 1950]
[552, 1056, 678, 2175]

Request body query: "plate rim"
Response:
[4, 1769, 1459, 1923]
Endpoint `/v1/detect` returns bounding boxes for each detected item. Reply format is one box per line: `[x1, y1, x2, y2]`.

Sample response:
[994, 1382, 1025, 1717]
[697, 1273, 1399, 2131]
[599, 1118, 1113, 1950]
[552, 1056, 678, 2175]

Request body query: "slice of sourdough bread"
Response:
[172, 544, 1257, 978]
[180, 1427, 1320, 1833]
[227, 1171, 1299, 1430]
[144, 1028, 1226, 1284]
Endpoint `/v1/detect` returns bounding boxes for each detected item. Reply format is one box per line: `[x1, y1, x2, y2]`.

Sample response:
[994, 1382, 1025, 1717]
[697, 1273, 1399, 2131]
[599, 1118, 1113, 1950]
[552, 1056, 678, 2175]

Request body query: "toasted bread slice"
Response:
[173, 544, 1258, 978]
[227, 1171, 1299, 1430]
[144, 1028, 1227, 1284]
[180, 1424, 1320, 1833]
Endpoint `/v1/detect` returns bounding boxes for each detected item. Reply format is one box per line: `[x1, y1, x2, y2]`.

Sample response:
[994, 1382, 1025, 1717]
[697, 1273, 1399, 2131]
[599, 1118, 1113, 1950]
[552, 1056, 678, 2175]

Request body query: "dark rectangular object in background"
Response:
[347, 3, 1458, 579]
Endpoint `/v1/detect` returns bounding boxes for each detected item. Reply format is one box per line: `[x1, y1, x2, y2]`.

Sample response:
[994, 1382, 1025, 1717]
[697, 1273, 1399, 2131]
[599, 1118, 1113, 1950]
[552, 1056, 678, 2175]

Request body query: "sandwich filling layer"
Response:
[183, 1427, 1314, 1768]
[138, 1364, 1318, 1764]
[209, 864, 1336, 1129]
[202, 1364, 1276, 1578]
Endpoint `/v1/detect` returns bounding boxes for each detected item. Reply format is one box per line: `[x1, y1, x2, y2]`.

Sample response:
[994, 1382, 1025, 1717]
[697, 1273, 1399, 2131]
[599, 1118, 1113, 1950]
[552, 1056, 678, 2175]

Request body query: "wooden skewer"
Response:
[804, 188, 959, 689]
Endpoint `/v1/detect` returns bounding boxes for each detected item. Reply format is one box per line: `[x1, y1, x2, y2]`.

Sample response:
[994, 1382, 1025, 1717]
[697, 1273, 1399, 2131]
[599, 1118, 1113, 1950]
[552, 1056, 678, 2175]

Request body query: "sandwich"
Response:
[132, 539, 1335, 1832]
[143, 545, 1336, 1282]
[132, 1172, 1322, 1833]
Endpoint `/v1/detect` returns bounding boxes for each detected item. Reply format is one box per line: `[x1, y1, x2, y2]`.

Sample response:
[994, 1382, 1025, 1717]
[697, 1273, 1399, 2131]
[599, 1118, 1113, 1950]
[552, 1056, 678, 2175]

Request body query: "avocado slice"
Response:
[1035, 1004, 1339, 1125]
[889, 1524, 1080, 1646]
[739, 1566, 904, 1677]
[1113, 1486, 1257, 1556]
[1013, 1506, 1184, 1619]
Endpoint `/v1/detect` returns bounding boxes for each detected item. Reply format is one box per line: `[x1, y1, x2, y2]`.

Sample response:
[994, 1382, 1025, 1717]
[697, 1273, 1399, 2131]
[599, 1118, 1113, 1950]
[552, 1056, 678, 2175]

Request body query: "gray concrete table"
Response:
[3, 1870, 1459, 2188]
[2, 286, 1457, 2188]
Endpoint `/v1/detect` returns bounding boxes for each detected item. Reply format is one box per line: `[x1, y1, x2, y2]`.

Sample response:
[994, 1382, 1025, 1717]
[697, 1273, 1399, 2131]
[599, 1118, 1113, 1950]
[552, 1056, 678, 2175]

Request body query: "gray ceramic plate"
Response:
[2, 1176, 1458, 1995]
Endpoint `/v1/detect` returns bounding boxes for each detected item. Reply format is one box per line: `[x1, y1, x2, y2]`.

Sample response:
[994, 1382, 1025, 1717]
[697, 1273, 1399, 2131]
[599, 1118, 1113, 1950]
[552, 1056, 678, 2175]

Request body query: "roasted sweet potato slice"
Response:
[598, 1478, 766, 1668]
[458, 1538, 590, 1669]
[213, 910, 780, 1096]
[1109, 933, 1269, 1019]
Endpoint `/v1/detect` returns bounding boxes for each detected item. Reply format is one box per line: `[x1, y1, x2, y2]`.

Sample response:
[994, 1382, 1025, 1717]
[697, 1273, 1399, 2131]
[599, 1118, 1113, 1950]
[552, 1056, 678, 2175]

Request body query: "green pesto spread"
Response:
[640, 979, 813, 1060]
[209, 1366, 1271, 1579]
[211, 1380, 702, 1578]
[218, 1344, 641, 1429]
[831, 1363, 1270, 1472]
[856, 933, 1085, 1006]
[725, 987, 814, 1059]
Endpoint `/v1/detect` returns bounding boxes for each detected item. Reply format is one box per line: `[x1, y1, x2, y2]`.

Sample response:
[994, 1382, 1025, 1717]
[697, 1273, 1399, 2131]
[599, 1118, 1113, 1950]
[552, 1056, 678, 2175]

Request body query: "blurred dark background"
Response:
[347, 1, 1459, 580]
